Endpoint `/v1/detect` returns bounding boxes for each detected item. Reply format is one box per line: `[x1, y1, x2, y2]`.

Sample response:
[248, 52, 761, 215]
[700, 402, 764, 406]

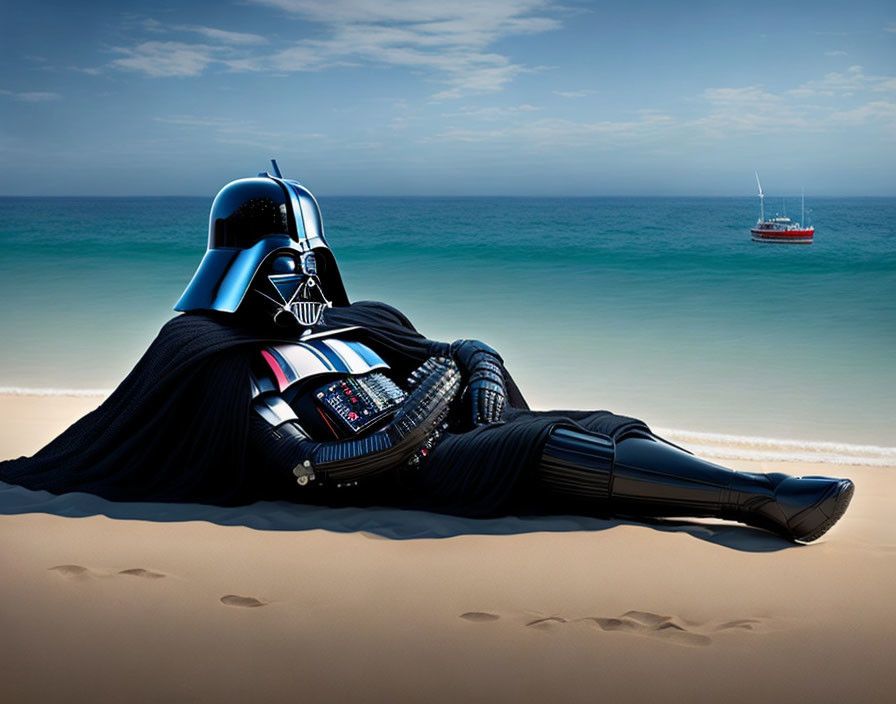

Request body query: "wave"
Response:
[0, 386, 112, 397]
[654, 427, 896, 467]
[0, 388, 891, 466]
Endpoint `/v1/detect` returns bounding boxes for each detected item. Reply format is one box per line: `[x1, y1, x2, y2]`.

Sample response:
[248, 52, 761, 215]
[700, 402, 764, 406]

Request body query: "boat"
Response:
[751, 173, 814, 244]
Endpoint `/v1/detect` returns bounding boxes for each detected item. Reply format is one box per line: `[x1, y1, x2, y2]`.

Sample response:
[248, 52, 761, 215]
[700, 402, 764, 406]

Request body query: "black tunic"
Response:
[0, 301, 648, 516]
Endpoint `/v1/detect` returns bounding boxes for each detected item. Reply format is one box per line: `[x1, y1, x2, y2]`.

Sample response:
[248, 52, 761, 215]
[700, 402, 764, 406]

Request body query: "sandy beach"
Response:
[2, 393, 894, 703]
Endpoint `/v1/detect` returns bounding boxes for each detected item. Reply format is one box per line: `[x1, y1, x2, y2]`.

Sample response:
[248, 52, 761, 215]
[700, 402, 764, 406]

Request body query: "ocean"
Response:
[1, 195, 894, 461]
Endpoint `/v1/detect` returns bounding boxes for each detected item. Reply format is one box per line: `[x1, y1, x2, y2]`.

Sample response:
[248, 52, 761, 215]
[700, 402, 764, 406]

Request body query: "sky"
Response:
[1, 0, 894, 196]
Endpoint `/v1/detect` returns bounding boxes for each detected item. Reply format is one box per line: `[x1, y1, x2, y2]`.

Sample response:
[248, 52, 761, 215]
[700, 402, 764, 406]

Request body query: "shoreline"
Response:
[1, 392, 891, 467]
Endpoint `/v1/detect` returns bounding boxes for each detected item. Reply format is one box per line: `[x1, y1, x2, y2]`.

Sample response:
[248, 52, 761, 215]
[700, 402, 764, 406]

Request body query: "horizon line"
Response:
[2, 193, 892, 199]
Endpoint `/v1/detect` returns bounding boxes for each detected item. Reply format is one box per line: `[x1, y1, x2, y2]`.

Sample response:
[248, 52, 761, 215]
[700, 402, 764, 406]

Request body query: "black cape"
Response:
[0, 301, 648, 516]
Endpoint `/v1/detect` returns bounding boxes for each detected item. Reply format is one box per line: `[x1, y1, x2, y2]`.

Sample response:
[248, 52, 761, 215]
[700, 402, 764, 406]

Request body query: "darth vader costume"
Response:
[0, 166, 855, 542]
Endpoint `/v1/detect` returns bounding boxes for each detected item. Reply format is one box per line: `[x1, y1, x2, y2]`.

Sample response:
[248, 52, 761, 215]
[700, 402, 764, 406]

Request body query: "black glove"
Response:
[452, 339, 507, 426]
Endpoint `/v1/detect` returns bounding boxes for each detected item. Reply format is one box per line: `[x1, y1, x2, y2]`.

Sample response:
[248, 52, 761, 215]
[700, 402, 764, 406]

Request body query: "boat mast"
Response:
[755, 172, 765, 222]
[801, 187, 805, 227]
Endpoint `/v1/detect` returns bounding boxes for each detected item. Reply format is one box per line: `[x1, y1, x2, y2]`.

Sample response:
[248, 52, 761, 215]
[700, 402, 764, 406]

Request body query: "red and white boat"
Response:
[751, 173, 814, 244]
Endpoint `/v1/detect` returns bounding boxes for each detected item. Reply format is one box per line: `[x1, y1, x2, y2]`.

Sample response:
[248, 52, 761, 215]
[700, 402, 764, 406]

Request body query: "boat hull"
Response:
[750, 228, 814, 244]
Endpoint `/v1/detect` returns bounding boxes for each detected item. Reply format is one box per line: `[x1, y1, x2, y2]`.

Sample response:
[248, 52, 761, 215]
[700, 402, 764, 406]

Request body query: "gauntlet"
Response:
[452, 339, 507, 426]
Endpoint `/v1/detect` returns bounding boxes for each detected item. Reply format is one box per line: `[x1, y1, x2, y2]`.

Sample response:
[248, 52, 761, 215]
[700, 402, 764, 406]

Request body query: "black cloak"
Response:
[0, 301, 648, 516]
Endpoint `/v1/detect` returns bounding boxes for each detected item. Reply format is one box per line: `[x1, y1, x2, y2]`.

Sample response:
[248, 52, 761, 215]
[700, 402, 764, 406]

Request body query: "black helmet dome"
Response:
[175, 171, 348, 313]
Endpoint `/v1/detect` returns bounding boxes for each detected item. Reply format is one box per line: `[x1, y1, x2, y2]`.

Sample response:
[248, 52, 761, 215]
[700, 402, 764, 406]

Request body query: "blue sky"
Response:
[1, 0, 894, 195]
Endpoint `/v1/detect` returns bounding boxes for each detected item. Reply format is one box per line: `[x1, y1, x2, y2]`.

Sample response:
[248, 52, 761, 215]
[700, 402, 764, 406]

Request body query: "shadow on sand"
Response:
[0, 481, 797, 553]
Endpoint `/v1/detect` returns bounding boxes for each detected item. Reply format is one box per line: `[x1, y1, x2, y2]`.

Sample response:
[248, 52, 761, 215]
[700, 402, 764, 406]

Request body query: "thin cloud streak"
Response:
[110, 41, 219, 77]
[441, 104, 541, 120]
[553, 90, 592, 98]
[0, 89, 62, 102]
[178, 26, 269, 46]
[250, 0, 555, 30]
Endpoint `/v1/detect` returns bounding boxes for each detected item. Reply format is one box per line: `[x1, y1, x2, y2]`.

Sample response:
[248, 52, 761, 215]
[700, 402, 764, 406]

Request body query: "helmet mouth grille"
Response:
[289, 300, 327, 327]
[282, 276, 330, 327]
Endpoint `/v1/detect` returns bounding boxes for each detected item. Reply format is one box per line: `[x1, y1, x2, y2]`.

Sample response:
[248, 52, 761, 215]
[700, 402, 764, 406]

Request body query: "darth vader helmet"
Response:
[175, 164, 348, 326]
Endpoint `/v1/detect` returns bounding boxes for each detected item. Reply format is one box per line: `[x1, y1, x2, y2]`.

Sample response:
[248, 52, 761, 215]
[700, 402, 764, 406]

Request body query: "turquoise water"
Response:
[1, 195, 894, 448]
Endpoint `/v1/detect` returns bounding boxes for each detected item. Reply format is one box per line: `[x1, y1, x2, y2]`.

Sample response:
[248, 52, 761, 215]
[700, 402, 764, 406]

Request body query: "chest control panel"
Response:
[314, 372, 407, 435]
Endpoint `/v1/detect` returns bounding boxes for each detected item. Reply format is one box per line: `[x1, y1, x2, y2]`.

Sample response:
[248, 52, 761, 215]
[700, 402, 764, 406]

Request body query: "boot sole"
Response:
[793, 479, 855, 543]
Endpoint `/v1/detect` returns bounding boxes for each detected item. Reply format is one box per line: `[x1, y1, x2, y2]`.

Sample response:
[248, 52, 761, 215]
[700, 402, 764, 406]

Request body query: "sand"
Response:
[1, 393, 894, 704]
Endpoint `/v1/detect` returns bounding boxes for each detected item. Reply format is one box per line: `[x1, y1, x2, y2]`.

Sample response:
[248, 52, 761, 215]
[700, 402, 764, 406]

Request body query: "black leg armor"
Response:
[539, 428, 615, 503]
[536, 427, 854, 543]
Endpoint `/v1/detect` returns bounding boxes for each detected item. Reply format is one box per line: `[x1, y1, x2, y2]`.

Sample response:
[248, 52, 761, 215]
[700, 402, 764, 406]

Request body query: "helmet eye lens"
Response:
[266, 254, 303, 303]
[269, 254, 297, 274]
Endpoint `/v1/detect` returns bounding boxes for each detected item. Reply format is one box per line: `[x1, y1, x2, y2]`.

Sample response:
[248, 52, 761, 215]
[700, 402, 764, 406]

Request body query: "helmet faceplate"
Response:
[175, 174, 348, 313]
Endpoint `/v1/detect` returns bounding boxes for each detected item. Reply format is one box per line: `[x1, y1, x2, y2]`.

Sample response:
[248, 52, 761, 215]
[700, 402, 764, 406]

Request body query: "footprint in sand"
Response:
[581, 610, 712, 647]
[220, 595, 267, 608]
[118, 568, 167, 579]
[460, 612, 501, 622]
[525, 616, 568, 630]
[49, 564, 94, 579]
[515, 609, 732, 647]
[715, 618, 762, 631]
[49, 565, 168, 580]
[462, 609, 769, 646]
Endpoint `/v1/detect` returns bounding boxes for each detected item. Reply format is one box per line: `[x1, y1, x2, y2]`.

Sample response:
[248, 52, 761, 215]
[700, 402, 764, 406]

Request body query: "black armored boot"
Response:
[536, 427, 854, 543]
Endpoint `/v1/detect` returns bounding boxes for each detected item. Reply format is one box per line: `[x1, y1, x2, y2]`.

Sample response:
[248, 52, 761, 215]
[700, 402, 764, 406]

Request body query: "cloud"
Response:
[695, 85, 814, 134]
[790, 65, 896, 97]
[249, 0, 561, 97]
[702, 85, 782, 105]
[827, 101, 896, 127]
[177, 26, 268, 46]
[824, 50, 847, 56]
[430, 61, 527, 99]
[441, 104, 541, 120]
[0, 89, 62, 102]
[266, 43, 355, 72]
[108, 3, 560, 94]
[552, 90, 592, 99]
[251, 0, 554, 31]
[154, 115, 252, 129]
[696, 75, 896, 136]
[108, 19, 268, 76]
[111, 41, 219, 77]
[134, 18, 165, 33]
